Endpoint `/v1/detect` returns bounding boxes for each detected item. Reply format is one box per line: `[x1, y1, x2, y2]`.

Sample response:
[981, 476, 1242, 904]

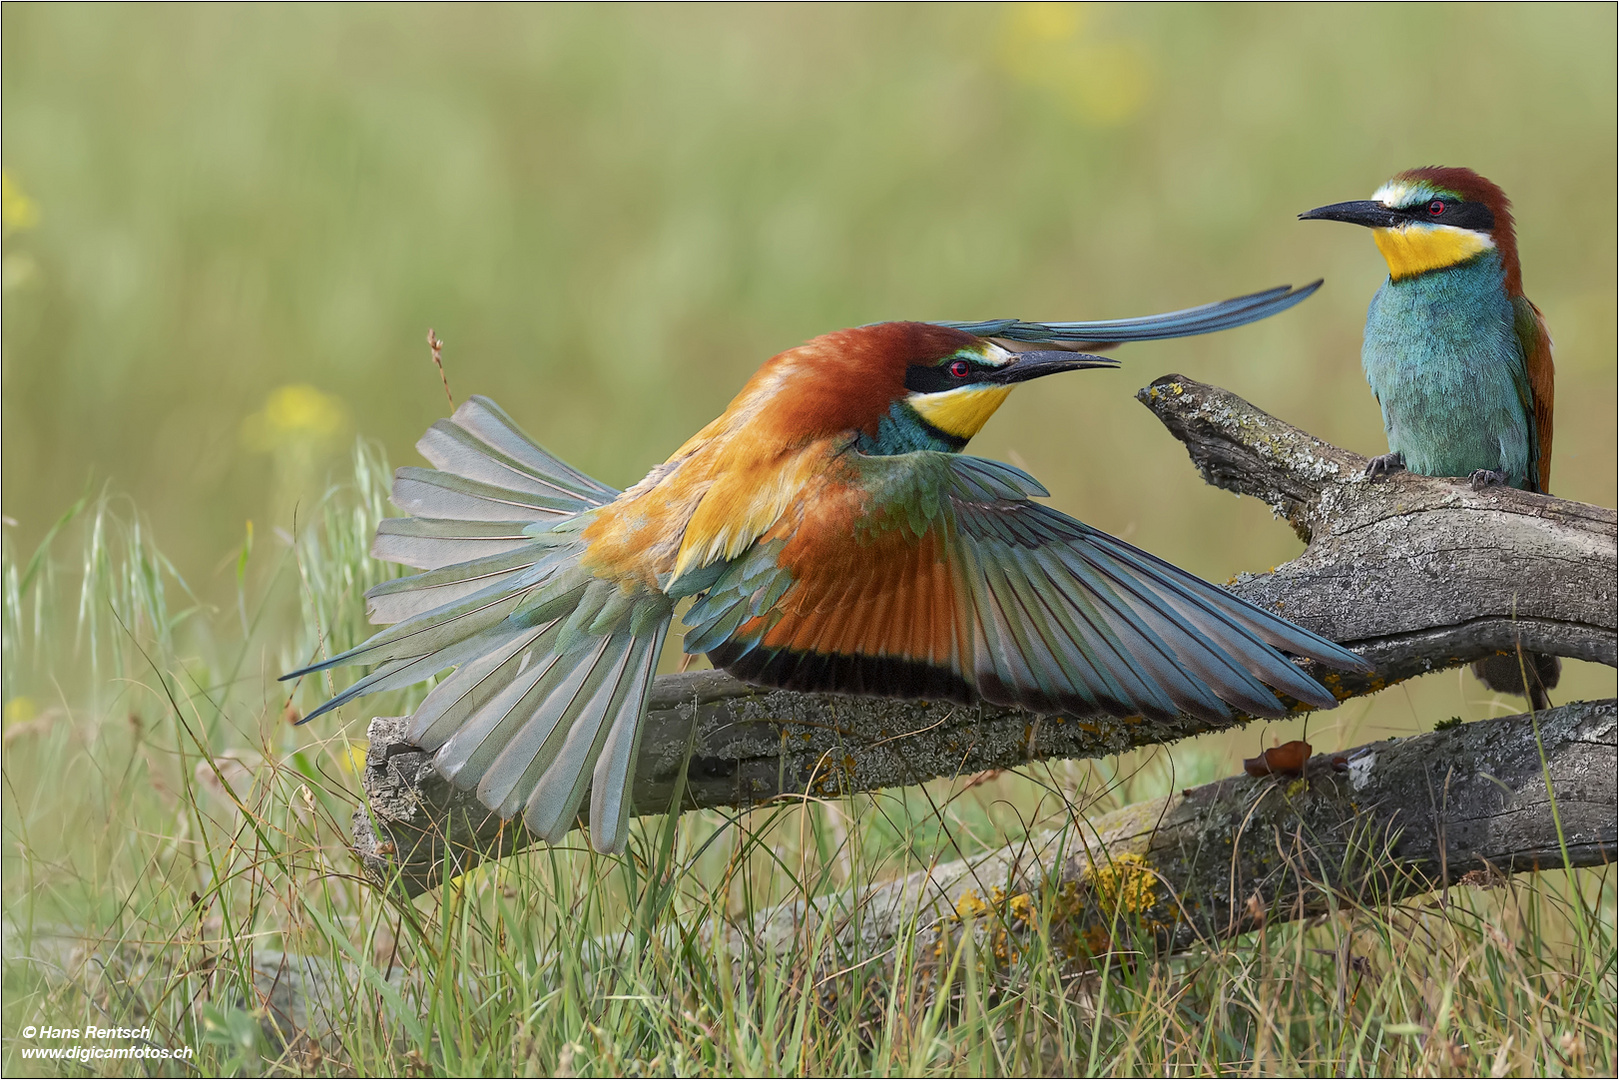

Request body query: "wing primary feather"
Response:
[1018, 549, 1124, 715]
[1011, 547, 1172, 717]
[1084, 528, 1368, 673]
[977, 555, 1068, 713]
[1065, 539, 1322, 714]
[960, 543, 1059, 714]
[1123, 573, 1338, 710]
[1034, 545, 1212, 720]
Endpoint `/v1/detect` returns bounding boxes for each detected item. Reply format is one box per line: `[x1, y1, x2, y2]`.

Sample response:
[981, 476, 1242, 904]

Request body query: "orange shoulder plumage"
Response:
[580, 322, 979, 587]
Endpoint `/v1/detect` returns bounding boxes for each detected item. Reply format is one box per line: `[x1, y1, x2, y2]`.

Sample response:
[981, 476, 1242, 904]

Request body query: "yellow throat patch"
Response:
[1372, 223, 1494, 281]
[908, 384, 1015, 439]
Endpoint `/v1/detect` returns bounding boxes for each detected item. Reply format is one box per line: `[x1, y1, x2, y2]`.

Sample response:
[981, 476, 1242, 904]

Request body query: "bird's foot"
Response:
[1469, 468, 1508, 490]
[1365, 452, 1405, 481]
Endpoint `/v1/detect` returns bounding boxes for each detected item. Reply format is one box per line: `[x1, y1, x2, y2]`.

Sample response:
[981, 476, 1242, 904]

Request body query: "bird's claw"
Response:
[1469, 468, 1508, 490]
[1365, 452, 1405, 481]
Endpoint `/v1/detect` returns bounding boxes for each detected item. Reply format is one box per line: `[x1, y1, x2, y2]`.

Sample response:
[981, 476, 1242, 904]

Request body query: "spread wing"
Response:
[935, 281, 1321, 349]
[682, 451, 1368, 724]
[1512, 295, 1555, 493]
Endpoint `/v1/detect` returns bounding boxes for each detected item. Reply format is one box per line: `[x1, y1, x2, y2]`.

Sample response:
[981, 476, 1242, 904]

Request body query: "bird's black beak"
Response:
[988, 351, 1119, 385]
[1298, 200, 1405, 229]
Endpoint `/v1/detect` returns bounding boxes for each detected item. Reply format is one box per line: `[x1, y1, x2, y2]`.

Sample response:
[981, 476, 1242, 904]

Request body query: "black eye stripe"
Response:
[905, 357, 982, 393]
[1399, 197, 1495, 232]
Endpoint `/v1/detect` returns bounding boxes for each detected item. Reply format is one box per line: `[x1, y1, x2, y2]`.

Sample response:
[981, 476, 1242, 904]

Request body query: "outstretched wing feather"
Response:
[936, 282, 1321, 344]
[700, 450, 1367, 723]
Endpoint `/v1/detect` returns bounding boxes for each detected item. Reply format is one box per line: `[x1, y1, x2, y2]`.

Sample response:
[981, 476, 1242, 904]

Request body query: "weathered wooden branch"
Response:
[726, 698, 1615, 966]
[366, 701, 1615, 986]
[241, 699, 1617, 1049]
[1140, 375, 1616, 672]
[352, 378, 1616, 898]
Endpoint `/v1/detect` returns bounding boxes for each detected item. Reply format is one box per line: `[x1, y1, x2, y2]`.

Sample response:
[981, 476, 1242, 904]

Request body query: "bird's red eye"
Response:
[1428, 199, 1445, 216]
[949, 360, 971, 378]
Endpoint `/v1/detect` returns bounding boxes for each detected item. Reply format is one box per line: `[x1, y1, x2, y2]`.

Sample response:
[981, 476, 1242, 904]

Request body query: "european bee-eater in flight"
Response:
[285, 282, 1370, 853]
[1300, 166, 1558, 706]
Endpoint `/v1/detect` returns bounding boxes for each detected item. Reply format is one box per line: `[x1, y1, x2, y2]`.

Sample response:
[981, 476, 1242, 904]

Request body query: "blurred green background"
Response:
[4, 3, 1614, 737]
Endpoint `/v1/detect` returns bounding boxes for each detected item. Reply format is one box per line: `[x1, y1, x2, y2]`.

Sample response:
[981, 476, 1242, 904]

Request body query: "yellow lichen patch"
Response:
[1085, 851, 1158, 918]
[1285, 777, 1308, 798]
[1007, 891, 1037, 927]
[1053, 879, 1083, 917]
[1321, 671, 1354, 701]
[940, 886, 1037, 966]
[954, 889, 990, 921]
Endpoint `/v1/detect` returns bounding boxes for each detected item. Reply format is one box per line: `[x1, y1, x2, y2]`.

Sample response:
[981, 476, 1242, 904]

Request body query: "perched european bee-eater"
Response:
[1300, 166, 1558, 706]
[285, 283, 1370, 853]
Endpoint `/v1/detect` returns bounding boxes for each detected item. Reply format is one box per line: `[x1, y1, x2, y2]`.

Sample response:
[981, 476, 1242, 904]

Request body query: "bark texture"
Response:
[1139, 375, 1616, 673]
[352, 378, 1617, 899]
[728, 698, 1615, 964]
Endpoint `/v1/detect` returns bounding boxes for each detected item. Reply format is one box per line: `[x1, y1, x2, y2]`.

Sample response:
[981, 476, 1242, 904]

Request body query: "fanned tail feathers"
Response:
[282, 395, 670, 853]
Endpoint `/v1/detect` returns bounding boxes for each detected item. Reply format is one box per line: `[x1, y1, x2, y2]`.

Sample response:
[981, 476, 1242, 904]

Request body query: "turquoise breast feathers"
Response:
[1361, 250, 1532, 488]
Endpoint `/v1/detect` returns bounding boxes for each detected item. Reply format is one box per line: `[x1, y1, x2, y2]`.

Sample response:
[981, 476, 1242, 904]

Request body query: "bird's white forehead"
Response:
[1373, 179, 1444, 210]
[982, 342, 1016, 367]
